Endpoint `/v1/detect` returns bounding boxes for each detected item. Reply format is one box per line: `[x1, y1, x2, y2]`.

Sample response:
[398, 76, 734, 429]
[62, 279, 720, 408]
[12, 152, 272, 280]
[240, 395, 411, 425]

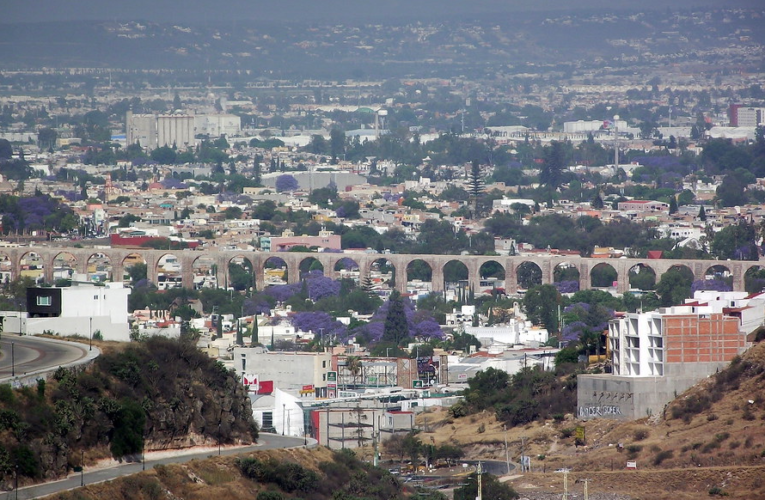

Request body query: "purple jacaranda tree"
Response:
[554, 280, 580, 294]
[275, 174, 299, 192]
[691, 279, 732, 293]
[292, 311, 346, 341]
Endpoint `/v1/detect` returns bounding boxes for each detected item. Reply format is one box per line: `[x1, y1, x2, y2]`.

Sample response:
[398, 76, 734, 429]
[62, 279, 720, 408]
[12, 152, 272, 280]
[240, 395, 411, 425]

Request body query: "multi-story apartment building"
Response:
[578, 291, 762, 420]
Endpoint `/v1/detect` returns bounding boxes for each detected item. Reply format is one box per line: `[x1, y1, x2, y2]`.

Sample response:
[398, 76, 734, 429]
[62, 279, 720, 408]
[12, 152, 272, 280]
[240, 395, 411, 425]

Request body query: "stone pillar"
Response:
[112, 261, 124, 284]
[253, 255, 265, 292]
[468, 261, 481, 294]
[431, 264, 444, 293]
[144, 252, 159, 285]
[506, 260, 518, 294]
[76, 257, 89, 277]
[617, 273, 630, 294]
[287, 257, 300, 285]
[578, 262, 591, 291]
[732, 263, 745, 292]
[181, 255, 196, 289]
[541, 259, 553, 286]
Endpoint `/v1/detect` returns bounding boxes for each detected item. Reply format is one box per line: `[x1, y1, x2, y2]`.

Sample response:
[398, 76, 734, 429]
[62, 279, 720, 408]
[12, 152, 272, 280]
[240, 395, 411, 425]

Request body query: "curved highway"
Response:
[16, 434, 311, 500]
[0, 335, 94, 381]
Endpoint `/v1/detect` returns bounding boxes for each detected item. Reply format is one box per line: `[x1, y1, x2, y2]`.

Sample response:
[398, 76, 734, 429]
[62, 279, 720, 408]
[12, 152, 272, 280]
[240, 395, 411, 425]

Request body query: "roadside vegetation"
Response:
[0, 335, 257, 487]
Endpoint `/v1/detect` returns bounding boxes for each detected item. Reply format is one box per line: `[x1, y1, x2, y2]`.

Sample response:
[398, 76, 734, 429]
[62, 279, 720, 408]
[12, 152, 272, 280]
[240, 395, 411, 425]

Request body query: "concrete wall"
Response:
[577, 361, 728, 420]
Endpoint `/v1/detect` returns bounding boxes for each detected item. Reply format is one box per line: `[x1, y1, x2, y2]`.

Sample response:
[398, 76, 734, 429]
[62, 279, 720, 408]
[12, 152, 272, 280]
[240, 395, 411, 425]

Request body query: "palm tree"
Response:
[347, 356, 362, 387]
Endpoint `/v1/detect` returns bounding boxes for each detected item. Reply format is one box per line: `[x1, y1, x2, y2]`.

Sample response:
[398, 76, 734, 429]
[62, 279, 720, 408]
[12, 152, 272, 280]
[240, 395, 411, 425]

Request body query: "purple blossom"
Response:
[691, 279, 732, 293]
[563, 302, 590, 314]
[275, 174, 299, 192]
[414, 319, 444, 340]
[292, 311, 346, 340]
[561, 321, 588, 344]
[554, 280, 580, 294]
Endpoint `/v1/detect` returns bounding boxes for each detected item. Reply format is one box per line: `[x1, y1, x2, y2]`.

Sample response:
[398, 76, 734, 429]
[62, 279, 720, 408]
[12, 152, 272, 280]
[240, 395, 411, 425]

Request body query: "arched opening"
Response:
[192, 255, 217, 290]
[157, 253, 182, 290]
[629, 264, 656, 291]
[553, 262, 580, 294]
[745, 266, 765, 294]
[443, 260, 469, 299]
[20, 251, 45, 285]
[264, 256, 288, 286]
[590, 263, 617, 288]
[87, 252, 112, 283]
[0, 253, 12, 287]
[479, 260, 505, 295]
[299, 257, 324, 277]
[703, 265, 733, 291]
[406, 259, 432, 294]
[229, 256, 254, 293]
[52, 252, 77, 285]
[368, 258, 395, 295]
[658, 265, 695, 306]
[334, 257, 360, 285]
[516, 261, 542, 290]
[122, 253, 147, 285]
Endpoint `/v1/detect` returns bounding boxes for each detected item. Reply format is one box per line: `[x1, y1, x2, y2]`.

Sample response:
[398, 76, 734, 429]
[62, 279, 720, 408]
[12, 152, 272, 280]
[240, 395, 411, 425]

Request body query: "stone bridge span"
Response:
[3, 246, 762, 295]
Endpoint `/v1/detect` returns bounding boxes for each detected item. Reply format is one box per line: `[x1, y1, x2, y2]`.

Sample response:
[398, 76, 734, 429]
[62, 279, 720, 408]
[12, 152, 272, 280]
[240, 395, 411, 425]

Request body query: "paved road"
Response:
[9, 434, 309, 500]
[0, 335, 93, 381]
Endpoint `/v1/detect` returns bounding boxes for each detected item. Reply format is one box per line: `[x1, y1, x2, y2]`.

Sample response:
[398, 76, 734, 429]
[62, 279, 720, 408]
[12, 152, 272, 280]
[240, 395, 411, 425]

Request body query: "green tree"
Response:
[110, 399, 146, 458]
[539, 141, 567, 191]
[382, 290, 410, 345]
[150, 145, 177, 164]
[454, 472, 519, 500]
[655, 267, 693, 307]
[523, 284, 561, 333]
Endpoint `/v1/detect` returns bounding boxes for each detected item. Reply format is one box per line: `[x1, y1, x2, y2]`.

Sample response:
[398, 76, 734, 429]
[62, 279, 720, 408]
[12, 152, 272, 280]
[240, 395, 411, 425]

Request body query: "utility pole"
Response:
[504, 425, 510, 474]
[476, 461, 483, 500]
[11, 342, 14, 377]
[583, 478, 590, 500]
[89, 316, 92, 351]
[563, 470, 569, 500]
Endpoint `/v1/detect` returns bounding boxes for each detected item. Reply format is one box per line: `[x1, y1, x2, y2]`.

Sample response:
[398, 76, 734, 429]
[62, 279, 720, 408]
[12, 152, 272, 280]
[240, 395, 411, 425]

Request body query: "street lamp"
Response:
[386, 347, 391, 358]
[89, 316, 92, 351]
[11, 342, 14, 377]
[218, 420, 222, 456]
[282, 404, 286, 436]
[80, 450, 84, 487]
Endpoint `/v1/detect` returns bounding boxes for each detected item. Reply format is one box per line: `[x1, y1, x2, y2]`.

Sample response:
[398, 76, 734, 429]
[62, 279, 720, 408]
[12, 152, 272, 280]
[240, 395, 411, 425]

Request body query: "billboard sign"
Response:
[242, 374, 258, 392]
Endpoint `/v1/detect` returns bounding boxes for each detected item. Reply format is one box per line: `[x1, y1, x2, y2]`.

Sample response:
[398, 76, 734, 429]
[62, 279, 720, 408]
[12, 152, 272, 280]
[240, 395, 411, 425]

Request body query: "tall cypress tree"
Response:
[251, 317, 259, 347]
[467, 159, 484, 218]
[382, 290, 410, 345]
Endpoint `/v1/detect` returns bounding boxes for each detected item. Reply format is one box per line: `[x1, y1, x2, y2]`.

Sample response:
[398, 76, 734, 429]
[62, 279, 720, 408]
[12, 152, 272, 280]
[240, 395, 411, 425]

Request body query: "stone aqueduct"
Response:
[3, 246, 763, 295]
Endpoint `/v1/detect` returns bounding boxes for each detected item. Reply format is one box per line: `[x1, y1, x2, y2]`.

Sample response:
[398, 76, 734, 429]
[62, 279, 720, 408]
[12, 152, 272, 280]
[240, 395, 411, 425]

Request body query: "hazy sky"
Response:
[3, 0, 762, 24]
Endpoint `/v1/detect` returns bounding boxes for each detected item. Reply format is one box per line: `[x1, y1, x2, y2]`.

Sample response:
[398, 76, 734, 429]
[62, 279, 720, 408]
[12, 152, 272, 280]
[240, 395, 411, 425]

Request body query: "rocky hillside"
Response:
[408, 341, 765, 499]
[0, 336, 257, 491]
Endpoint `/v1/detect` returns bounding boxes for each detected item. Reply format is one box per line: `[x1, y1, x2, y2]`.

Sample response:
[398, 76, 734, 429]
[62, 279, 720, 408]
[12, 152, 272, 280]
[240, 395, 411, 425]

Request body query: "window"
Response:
[36, 296, 52, 306]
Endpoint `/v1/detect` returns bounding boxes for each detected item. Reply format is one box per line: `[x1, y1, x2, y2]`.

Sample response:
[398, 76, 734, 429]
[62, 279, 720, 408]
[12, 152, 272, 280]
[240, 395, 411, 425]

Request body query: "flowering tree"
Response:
[291, 311, 346, 342]
[691, 279, 732, 293]
[275, 174, 299, 192]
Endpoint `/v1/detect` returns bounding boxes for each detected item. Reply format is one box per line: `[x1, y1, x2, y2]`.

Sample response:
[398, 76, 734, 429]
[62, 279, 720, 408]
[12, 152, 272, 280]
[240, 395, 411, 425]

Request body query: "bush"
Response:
[653, 450, 673, 466]
[714, 432, 730, 443]
[257, 492, 284, 500]
[633, 429, 649, 441]
[709, 486, 729, 496]
[560, 428, 575, 439]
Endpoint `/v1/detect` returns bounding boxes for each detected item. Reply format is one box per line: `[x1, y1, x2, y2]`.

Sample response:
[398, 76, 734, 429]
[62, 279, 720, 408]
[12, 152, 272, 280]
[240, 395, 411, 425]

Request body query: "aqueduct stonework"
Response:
[3, 246, 762, 295]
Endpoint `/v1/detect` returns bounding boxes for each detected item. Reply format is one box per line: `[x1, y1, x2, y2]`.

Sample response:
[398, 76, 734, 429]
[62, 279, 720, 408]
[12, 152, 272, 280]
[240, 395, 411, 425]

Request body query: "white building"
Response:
[232, 347, 333, 398]
[22, 279, 132, 341]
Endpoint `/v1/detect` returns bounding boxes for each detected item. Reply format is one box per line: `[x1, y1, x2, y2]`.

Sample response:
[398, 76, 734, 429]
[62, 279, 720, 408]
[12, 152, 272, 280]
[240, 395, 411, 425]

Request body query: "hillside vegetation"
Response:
[0, 336, 257, 489]
[42, 448, 433, 500]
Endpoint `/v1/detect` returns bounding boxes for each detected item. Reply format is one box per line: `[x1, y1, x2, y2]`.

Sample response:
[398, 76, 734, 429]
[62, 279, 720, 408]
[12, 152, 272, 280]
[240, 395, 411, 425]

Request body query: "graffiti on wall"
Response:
[578, 405, 623, 418]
